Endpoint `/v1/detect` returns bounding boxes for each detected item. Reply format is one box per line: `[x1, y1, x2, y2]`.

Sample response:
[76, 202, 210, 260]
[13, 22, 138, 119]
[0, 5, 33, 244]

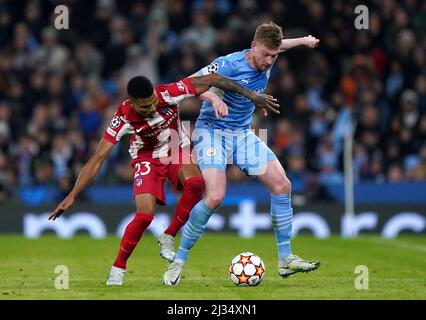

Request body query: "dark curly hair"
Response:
[127, 76, 154, 99]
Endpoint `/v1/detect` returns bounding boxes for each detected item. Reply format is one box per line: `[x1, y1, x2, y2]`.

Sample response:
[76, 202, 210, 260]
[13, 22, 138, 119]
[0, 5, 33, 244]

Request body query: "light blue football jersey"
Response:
[195, 49, 272, 130]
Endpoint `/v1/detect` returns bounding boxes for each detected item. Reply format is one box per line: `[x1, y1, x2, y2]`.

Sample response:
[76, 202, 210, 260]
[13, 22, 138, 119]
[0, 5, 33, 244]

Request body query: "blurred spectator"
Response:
[78, 95, 103, 138]
[74, 39, 104, 76]
[31, 27, 70, 74]
[0, 150, 15, 202]
[32, 156, 55, 186]
[227, 0, 264, 42]
[180, 10, 217, 53]
[385, 61, 405, 100]
[120, 44, 159, 84]
[51, 135, 72, 180]
[387, 162, 404, 183]
[163, 0, 187, 34]
[0, 101, 11, 152]
[354, 104, 382, 155]
[415, 75, 426, 113]
[404, 154, 426, 181]
[23, 1, 44, 39]
[0, 0, 424, 203]
[399, 89, 420, 129]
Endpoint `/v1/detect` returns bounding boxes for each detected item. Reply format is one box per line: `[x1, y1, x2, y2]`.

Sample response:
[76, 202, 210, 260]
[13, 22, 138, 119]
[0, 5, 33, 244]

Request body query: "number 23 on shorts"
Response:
[134, 161, 151, 178]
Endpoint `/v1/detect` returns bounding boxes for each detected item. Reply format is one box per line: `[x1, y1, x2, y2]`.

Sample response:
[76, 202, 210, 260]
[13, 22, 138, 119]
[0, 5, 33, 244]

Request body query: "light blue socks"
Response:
[175, 200, 214, 261]
[271, 193, 293, 260]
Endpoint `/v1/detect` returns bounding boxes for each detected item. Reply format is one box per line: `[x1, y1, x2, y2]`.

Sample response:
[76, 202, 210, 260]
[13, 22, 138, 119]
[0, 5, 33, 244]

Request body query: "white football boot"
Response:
[106, 266, 126, 285]
[163, 258, 186, 285]
[158, 233, 176, 262]
[278, 254, 320, 278]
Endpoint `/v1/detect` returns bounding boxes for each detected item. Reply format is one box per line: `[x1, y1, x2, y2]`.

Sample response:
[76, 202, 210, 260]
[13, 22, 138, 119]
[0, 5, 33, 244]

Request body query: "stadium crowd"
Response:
[0, 0, 425, 202]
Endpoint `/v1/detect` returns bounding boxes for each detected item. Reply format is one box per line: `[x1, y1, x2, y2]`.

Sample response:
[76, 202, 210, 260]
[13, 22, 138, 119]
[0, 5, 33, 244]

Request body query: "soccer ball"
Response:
[229, 252, 266, 286]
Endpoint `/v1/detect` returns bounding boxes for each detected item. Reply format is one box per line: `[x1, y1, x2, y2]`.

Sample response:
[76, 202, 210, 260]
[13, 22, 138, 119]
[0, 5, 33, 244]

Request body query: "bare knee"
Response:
[135, 195, 156, 214]
[269, 176, 292, 195]
[201, 168, 226, 210]
[136, 204, 155, 215]
[204, 192, 225, 210]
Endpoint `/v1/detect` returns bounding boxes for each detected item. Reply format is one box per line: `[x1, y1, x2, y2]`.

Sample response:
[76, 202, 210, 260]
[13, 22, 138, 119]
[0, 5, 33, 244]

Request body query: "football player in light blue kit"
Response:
[163, 22, 321, 285]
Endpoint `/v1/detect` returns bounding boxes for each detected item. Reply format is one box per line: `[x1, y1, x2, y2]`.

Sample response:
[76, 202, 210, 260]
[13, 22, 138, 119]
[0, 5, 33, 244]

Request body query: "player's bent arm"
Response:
[190, 73, 258, 101]
[196, 89, 221, 103]
[68, 137, 115, 199]
[279, 35, 320, 53]
[197, 90, 228, 118]
[188, 72, 226, 100]
[189, 74, 280, 114]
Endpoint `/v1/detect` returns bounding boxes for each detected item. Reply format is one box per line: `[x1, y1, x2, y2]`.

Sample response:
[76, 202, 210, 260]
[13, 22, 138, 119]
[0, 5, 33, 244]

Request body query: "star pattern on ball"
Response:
[237, 272, 249, 284]
[228, 264, 233, 275]
[255, 265, 265, 277]
[229, 253, 265, 286]
[239, 255, 251, 266]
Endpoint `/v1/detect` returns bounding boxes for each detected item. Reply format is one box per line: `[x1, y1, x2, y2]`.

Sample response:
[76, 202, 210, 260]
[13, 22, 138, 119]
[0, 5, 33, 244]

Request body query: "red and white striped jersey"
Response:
[103, 78, 198, 165]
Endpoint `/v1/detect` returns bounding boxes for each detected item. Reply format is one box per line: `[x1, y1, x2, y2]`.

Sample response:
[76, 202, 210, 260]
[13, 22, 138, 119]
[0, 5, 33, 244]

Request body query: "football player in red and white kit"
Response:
[48, 73, 279, 285]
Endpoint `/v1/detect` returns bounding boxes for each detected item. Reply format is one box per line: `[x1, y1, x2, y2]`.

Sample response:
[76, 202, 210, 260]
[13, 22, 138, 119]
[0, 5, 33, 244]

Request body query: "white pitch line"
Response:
[371, 237, 426, 253]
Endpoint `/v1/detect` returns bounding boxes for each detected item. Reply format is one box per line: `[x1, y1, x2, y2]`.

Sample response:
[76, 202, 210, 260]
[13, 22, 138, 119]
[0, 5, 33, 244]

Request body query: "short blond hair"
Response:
[253, 22, 283, 49]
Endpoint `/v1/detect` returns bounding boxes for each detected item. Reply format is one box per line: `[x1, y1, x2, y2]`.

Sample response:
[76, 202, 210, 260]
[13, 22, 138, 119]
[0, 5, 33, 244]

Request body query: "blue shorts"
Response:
[192, 126, 277, 176]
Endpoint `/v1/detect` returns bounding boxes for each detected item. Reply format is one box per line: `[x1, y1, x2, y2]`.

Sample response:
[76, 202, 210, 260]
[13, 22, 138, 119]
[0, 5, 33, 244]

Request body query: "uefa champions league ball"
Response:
[229, 252, 266, 286]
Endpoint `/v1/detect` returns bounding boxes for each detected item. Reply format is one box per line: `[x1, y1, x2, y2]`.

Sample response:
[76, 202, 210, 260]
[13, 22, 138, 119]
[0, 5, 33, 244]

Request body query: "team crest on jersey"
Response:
[207, 62, 219, 74]
[135, 176, 143, 187]
[206, 147, 217, 157]
[177, 81, 186, 92]
[109, 116, 121, 129]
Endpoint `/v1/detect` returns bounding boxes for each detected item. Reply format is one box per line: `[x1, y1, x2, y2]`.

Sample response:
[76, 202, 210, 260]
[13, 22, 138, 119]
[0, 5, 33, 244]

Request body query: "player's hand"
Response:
[48, 195, 76, 220]
[211, 97, 229, 118]
[304, 35, 319, 48]
[252, 93, 280, 116]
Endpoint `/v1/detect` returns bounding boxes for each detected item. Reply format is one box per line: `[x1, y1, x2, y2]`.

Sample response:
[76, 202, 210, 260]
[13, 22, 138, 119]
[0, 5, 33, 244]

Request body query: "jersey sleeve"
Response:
[157, 78, 198, 106]
[103, 105, 133, 144]
[195, 56, 234, 78]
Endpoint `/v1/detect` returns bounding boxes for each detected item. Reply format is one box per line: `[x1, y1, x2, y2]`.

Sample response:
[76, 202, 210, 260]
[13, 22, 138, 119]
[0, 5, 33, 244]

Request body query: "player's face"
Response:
[251, 41, 279, 71]
[131, 93, 158, 118]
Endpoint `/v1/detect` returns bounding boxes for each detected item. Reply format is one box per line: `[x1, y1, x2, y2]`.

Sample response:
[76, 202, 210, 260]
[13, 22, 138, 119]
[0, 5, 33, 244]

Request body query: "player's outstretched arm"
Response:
[189, 73, 280, 115]
[48, 137, 115, 220]
[279, 35, 319, 53]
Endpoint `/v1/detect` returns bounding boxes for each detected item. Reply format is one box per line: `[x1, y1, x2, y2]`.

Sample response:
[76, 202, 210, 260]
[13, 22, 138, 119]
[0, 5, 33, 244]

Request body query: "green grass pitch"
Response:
[1, 234, 425, 300]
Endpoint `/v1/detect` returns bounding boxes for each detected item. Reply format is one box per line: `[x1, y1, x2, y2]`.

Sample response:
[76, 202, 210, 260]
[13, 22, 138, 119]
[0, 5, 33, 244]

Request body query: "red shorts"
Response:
[132, 147, 191, 205]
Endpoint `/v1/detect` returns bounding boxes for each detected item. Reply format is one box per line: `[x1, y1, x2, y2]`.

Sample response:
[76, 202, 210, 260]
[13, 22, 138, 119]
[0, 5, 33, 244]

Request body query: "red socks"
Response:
[112, 177, 204, 269]
[164, 177, 204, 237]
[113, 212, 153, 269]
